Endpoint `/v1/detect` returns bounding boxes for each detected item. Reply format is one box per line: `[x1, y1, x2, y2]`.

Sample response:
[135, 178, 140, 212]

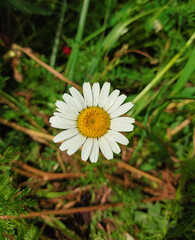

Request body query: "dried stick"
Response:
[12, 160, 83, 180]
[191, 127, 195, 157]
[117, 162, 163, 184]
[0, 203, 123, 219]
[11, 44, 82, 91]
[30, 135, 51, 146]
[56, 150, 66, 173]
[0, 117, 53, 141]
[171, 118, 191, 136]
[11, 167, 35, 178]
[0, 94, 48, 133]
[127, 49, 157, 63]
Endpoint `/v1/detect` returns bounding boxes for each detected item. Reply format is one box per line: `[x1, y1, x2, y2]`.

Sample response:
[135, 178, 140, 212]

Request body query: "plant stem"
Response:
[132, 31, 195, 104]
[66, 0, 90, 80]
[81, 25, 107, 45]
[0, 203, 123, 219]
[50, 0, 67, 68]
[12, 44, 82, 91]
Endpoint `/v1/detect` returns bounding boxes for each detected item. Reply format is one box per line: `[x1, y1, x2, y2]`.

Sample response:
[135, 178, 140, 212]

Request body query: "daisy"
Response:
[49, 82, 135, 163]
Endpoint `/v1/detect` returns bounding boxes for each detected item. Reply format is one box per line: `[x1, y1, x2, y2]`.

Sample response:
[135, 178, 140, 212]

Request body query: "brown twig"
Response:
[62, 200, 77, 209]
[100, 45, 157, 79]
[12, 160, 83, 180]
[64, 185, 91, 199]
[0, 203, 123, 219]
[191, 127, 195, 157]
[0, 93, 49, 134]
[0, 117, 53, 141]
[3, 233, 15, 240]
[30, 135, 51, 146]
[12, 160, 47, 176]
[0, 96, 19, 111]
[56, 150, 66, 173]
[107, 173, 163, 197]
[171, 118, 191, 136]
[106, 174, 134, 188]
[100, 45, 128, 79]
[11, 167, 35, 178]
[166, 100, 193, 112]
[134, 120, 147, 130]
[142, 196, 163, 203]
[127, 49, 157, 63]
[117, 162, 163, 184]
[142, 169, 178, 202]
[12, 44, 82, 91]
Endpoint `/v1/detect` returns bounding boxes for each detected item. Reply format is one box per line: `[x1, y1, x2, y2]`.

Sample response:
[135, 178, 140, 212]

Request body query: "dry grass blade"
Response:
[0, 117, 53, 141]
[11, 44, 82, 91]
[12, 160, 83, 180]
[117, 162, 163, 184]
[192, 127, 195, 157]
[0, 203, 123, 219]
[171, 118, 191, 136]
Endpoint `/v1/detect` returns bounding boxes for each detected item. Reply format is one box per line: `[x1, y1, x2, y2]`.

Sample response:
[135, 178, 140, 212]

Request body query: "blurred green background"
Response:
[0, 0, 195, 239]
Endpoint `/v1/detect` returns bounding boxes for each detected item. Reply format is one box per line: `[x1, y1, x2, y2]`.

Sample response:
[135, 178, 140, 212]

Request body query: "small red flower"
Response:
[62, 46, 72, 56]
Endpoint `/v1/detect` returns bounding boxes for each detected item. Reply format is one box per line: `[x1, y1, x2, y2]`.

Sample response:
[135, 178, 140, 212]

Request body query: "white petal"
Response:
[49, 116, 74, 124]
[107, 94, 126, 114]
[83, 82, 93, 106]
[53, 111, 78, 121]
[92, 83, 100, 107]
[81, 138, 93, 161]
[69, 87, 86, 109]
[111, 117, 135, 124]
[107, 130, 129, 145]
[98, 82, 110, 108]
[103, 90, 120, 111]
[89, 138, 99, 163]
[56, 108, 61, 112]
[67, 134, 86, 155]
[49, 116, 56, 123]
[55, 100, 78, 115]
[55, 100, 68, 112]
[110, 122, 134, 132]
[110, 102, 134, 118]
[63, 93, 82, 112]
[104, 133, 121, 154]
[50, 117, 76, 129]
[53, 128, 79, 143]
[59, 133, 79, 151]
[98, 136, 113, 160]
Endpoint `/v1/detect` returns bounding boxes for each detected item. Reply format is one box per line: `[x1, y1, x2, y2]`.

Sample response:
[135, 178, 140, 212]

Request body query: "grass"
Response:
[0, 0, 195, 239]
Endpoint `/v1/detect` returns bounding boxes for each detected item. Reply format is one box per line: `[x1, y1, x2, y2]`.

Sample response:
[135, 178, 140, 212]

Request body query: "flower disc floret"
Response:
[77, 107, 110, 138]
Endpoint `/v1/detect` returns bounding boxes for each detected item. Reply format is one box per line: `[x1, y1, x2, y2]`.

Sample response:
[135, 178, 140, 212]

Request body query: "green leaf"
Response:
[172, 46, 195, 95]
[2, 0, 52, 15]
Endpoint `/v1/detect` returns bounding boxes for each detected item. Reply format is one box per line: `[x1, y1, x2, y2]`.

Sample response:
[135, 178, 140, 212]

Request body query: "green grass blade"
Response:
[66, 0, 90, 81]
[132, 32, 195, 105]
[171, 46, 195, 95]
[6, 0, 52, 15]
[84, 7, 161, 80]
[102, 8, 159, 52]
[49, 0, 67, 68]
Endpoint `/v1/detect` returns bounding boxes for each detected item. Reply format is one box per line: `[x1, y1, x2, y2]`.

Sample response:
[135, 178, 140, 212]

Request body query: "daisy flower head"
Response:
[50, 82, 135, 163]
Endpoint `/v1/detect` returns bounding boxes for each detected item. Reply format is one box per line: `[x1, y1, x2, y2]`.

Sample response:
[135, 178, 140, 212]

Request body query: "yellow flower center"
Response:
[77, 107, 110, 138]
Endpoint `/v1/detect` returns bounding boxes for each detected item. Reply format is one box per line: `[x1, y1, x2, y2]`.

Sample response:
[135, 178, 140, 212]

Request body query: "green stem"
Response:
[84, 7, 164, 80]
[81, 25, 107, 45]
[66, 0, 90, 80]
[49, 0, 67, 68]
[102, 7, 163, 52]
[0, 90, 31, 115]
[132, 31, 195, 104]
